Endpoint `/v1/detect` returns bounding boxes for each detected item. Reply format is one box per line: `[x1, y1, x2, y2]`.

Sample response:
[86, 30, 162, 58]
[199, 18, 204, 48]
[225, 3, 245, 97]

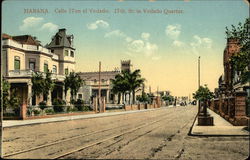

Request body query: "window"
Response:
[52, 65, 57, 74]
[55, 36, 60, 45]
[29, 62, 35, 71]
[14, 56, 20, 70]
[65, 68, 69, 75]
[64, 50, 69, 56]
[51, 49, 54, 53]
[70, 51, 74, 57]
[29, 59, 36, 71]
[44, 62, 48, 73]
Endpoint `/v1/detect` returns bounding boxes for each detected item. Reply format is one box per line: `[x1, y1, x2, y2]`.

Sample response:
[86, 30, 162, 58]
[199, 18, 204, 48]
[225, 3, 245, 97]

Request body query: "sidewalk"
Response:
[3, 108, 159, 128]
[190, 108, 249, 136]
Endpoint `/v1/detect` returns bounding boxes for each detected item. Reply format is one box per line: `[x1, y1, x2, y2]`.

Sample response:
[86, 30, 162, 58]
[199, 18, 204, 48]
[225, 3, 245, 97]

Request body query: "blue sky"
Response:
[2, 0, 249, 96]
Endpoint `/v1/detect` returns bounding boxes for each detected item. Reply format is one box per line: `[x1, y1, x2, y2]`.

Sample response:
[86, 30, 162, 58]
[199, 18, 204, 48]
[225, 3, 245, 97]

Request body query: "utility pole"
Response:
[98, 61, 101, 112]
[198, 56, 201, 114]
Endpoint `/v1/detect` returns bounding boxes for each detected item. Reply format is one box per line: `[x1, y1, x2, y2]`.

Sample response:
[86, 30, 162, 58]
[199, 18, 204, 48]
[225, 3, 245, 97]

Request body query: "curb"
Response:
[188, 115, 249, 137]
[3, 108, 162, 128]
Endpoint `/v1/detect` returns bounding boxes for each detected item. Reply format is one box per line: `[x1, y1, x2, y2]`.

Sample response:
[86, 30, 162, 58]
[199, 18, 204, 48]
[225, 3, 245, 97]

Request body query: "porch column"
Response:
[47, 91, 52, 106]
[106, 89, 110, 104]
[62, 85, 65, 101]
[27, 82, 32, 106]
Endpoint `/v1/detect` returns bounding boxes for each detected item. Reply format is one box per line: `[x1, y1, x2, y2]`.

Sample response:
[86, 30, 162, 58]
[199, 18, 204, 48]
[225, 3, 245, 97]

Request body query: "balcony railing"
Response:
[3, 39, 58, 60]
[8, 70, 65, 81]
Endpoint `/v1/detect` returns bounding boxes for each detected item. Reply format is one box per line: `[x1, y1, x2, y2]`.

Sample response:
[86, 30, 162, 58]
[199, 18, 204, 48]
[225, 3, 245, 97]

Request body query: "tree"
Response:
[31, 72, 44, 100]
[43, 72, 54, 102]
[127, 69, 145, 104]
[2, 79, 10, 112]
[193, 85, 214, 115]
[31, 72, 54, 104]
[111, 69, 145, 104]
[226, 18, 250, 84]
[64, 72, 84, 101]
[111, 71, 130, 104]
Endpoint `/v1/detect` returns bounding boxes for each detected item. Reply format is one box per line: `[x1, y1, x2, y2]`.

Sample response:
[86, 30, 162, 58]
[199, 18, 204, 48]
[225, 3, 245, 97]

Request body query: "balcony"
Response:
[8, 69, 33, 78]
[3, 39, 59, 60]
[7, 70, 65, 81]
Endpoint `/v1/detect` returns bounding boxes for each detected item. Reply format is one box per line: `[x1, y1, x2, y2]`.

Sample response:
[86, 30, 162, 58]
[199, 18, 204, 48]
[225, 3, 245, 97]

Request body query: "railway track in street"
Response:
[3, 108, 181, 159]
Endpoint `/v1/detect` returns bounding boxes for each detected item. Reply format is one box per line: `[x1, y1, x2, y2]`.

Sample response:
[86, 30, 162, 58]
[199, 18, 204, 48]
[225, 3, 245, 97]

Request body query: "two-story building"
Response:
[2, 28, 75, 118]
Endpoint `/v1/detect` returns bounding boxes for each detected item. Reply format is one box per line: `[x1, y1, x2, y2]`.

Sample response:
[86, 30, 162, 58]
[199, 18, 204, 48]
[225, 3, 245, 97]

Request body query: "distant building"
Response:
[77, 60, 132, 104]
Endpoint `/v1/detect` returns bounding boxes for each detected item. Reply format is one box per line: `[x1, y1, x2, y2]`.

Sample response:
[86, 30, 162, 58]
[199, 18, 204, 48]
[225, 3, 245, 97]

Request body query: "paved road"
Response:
[3, 106, 249, 159]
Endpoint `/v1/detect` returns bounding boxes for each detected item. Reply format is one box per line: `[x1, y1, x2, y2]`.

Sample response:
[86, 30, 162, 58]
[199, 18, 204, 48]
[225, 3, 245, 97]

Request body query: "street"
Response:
[3, 106, 249, 159]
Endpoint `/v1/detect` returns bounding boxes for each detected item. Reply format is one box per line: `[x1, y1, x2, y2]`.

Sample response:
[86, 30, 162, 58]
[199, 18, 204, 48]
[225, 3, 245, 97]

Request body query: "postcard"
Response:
[1, 0, 249, 159]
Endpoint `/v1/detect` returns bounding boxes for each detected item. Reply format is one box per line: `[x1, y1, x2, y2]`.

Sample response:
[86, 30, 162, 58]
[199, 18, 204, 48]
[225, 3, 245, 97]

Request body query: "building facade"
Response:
[210, 38, 249, 125]
[2, 28, 75, 118]
[77, 60, 132, 104]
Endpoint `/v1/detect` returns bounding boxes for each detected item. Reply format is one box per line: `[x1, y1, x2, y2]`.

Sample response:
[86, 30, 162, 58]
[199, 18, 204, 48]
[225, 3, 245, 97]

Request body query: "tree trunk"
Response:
[118, 93, 121, 104]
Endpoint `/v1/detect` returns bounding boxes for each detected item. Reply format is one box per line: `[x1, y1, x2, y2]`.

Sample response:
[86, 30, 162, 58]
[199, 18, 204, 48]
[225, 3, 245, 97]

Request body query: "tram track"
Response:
[3, 108, 179, 159]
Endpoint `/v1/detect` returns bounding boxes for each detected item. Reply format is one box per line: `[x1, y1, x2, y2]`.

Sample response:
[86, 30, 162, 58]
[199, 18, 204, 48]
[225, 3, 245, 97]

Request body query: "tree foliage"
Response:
[193, 85, 214, 102]
[227, 18, 250, 84]
[111, 69, 145, 104]
[64, 72, 84, 100]
[31, 72, 54, 103]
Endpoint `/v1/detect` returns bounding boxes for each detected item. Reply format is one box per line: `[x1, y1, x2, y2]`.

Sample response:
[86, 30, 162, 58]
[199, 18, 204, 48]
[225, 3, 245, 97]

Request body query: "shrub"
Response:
[68, 106, 78, 112]
[45, 107, 54, 114]
[33, 108, 41, 115]
[39, 101, 47, 110]
[52, 98, 66, 105]
[53, 105, 65, 113]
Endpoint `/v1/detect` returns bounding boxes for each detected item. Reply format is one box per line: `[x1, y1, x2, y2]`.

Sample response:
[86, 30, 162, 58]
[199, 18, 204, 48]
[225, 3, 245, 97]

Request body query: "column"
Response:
[62, 85, 65, 101]
[27, 82, 32, 106]
[106, 89, 110, 104]
[47, 91, 52, 106]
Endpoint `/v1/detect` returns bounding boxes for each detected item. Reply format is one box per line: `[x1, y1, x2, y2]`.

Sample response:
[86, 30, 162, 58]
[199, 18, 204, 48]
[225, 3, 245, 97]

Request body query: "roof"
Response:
[78, 71, 120, 81]
[2, 33, 41, 46]
[14, 35, 41, 46]
[46, 28, 74, 49]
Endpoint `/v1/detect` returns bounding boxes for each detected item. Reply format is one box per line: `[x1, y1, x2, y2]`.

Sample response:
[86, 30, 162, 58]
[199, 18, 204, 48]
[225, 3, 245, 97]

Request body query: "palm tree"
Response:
[127, 69, 145, 104]
[111, 69, 145, 104]
[43, 72, 54, 102]
[64, 72, 84, 101]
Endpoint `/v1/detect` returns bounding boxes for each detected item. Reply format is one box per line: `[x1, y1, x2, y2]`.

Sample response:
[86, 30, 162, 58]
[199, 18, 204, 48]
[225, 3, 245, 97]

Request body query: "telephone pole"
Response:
[198, 56, 201, 114]
[98, 61, 101, 112]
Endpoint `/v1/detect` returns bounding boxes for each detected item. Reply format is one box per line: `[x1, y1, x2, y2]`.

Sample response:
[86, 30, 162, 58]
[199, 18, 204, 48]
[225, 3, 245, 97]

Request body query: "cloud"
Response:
[40, 22, 58, 32]
[144, 42, 158, 57]
[105, 29, 126, 38]
[19, 17, 44, 31]
[127, 39, 158, 57]
[165, 24, 181, 39]
[190, 35, 213, 49]
[141, 32, 150, 40]
[87, 20, 109, 30]
[173, 40, 185, 47]
[128, 40, 145, 53]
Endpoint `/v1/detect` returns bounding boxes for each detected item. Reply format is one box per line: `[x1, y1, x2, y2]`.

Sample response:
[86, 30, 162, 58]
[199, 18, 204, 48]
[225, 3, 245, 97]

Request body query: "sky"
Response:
[2, 0, 249, 97]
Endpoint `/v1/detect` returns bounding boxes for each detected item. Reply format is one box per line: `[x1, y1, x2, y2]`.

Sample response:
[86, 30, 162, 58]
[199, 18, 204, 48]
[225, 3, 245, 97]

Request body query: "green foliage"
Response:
[31, 72, 54, 103]
[162, 95, 174, 102]
[44, 107, 54, 114]
[52, 98, 66, 112]
[9, 89, 21, 116]
[136, 92, 150, 103]
[33, 108, 41, 115]
[111, 69, 145, 104]
[64, 72, 84, 99]
[227, 18, 250, 83]
[2, 79, 10, 111]
[38, 101, 47, 110]
[193, 85, 214, 102]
